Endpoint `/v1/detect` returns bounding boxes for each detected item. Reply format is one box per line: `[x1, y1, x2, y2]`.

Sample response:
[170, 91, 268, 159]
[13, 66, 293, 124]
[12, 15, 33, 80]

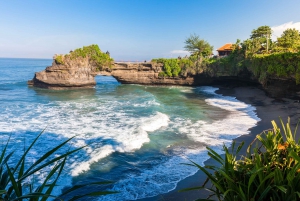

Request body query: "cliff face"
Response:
[264, 77, 300, 99]
[28, 58, 300, 99]
[106, 62, 200, 85]
[28, 56, 97, 89]
[28, 59, 204, 89]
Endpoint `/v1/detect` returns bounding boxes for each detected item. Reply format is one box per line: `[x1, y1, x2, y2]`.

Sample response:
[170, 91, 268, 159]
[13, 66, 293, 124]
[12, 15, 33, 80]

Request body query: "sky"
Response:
[1, 0, 300, 61]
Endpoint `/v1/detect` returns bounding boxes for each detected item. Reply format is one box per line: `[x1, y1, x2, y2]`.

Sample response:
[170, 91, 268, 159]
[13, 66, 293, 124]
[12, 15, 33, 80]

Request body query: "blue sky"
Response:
[1, 0, 300, 61]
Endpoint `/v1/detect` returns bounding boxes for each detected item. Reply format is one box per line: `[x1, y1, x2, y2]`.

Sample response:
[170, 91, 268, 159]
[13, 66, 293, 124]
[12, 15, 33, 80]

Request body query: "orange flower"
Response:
[278, 142, 289, 150]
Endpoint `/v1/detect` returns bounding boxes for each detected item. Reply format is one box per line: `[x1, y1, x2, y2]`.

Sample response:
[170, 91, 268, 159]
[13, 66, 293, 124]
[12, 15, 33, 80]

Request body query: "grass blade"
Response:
[13, 129, 45, 175]
[19, 146, 86, 182]
[5, 163, 21, 198]
[41, 158, 67, 201]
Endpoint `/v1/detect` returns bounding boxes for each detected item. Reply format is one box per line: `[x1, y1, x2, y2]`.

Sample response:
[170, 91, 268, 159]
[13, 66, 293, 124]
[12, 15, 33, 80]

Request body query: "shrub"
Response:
[182, 119, 300, 201]
[208, 52, 300, 85]
[152, 58, 181, 77]
[55, 55, 64, 65]
[66, 45, 114, 70]
[248, 52, 300, 83]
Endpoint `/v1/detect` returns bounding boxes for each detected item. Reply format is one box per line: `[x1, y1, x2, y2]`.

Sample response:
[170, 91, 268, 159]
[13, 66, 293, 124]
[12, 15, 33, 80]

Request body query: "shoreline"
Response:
[138, 86, 300, 201]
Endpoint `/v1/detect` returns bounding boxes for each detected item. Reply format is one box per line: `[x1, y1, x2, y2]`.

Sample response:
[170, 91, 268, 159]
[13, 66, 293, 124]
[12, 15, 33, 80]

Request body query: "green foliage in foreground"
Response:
[55, 44, 114, 70]
[182, 119, 300, 201]
[0, 131, 117, 200]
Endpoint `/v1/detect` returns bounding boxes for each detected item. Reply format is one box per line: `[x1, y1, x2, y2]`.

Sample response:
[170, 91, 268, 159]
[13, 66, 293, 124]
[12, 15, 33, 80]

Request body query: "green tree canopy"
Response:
[242, 38, 262, 57]
[250, 25, 272, 52]
[184, 34, 213, 58]
[276, 28, 300, 53]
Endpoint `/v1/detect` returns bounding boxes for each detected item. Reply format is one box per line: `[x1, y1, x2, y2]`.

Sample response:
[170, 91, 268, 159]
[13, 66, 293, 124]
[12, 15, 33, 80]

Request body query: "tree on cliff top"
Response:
[184, 34, 213, 58]
[275, 28, 300, 53]
[250, 25, 272, 53]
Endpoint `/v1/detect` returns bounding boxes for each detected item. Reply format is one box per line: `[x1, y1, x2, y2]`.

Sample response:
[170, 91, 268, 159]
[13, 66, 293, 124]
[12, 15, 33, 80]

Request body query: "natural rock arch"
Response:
[28, 58, 199, 89]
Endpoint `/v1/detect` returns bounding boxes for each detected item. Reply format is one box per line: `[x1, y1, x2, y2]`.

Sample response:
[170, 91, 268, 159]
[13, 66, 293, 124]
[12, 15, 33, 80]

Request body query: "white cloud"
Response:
[271, 21, 300, 41]
[170, 50, 190, 57]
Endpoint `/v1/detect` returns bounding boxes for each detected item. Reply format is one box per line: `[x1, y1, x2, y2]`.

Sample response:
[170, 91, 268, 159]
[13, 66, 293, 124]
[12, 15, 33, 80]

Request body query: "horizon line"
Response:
[0, 57, 52, 60]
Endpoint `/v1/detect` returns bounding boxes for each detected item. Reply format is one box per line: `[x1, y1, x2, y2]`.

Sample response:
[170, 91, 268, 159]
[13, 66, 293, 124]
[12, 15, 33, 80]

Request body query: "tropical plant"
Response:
[0, 131, 116, 200]
[181, 118, 300, 201]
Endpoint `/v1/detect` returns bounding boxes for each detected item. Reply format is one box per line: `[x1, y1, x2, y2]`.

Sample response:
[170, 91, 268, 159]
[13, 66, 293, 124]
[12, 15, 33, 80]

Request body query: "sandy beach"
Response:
[139, 86, 300, 201]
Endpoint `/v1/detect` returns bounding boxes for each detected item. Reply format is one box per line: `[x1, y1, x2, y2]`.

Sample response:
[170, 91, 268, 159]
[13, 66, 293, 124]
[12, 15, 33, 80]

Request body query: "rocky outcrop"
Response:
[28, 57, 300, 99]
[28, 56, 97, 89]
[103, 62, 203, 86]
[28, 58, 208, 89]
[264, 77, 300, 99]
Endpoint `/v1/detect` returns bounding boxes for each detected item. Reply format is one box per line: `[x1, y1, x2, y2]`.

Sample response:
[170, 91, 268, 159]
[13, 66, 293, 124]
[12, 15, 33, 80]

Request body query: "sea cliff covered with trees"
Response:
[29, 25, 300, 98]
[152, 25, 300, 98]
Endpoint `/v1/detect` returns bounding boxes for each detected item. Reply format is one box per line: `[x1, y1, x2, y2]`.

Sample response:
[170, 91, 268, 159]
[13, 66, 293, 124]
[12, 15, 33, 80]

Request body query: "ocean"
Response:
[0, 58, 260, 200]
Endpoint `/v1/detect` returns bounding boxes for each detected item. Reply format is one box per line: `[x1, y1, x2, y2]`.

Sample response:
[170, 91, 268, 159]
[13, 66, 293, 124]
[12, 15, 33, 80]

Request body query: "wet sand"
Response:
[138, 86, 300, 201]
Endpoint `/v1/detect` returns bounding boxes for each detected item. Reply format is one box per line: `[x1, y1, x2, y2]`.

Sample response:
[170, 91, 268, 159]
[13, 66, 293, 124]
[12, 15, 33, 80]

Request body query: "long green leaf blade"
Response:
[24, 136, 75, 175]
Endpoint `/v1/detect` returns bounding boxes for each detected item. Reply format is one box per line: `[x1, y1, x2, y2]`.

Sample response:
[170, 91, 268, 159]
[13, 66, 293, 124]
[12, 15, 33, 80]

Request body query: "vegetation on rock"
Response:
[248, 52, 300, 84]
[54, 55, 64, 65]
[154, 25, 300, 85]
[152, 34, 215, 78]
[182, 119, 300, 201]
[55, 44, 114, 70]
[152, 58, 181, 77]
[152, 56, 215, 78]
[212, 25, 300, 85]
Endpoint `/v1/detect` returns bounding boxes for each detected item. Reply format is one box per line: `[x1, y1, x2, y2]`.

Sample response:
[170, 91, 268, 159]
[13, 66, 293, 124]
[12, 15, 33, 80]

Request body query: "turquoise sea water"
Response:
[0, 58, 260, 200]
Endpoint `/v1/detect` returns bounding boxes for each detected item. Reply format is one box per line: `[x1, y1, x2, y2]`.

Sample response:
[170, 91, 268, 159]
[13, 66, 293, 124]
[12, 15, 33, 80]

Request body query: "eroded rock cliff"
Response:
[28, 58, 206, 89]
[28, 56, 97, 89]
[28, 56, 300, 99]
[106, 62, 199, 85]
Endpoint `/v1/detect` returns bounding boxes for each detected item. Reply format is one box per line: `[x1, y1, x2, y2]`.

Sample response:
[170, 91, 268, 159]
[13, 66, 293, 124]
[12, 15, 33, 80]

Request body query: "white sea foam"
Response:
[98, 86, 260, 200]
[0, 97, 170, 177]
[133, 99, 160, 107]
[176, 86, 260, 145]
[141, 112, 169, 132]
[0, 84, 260, 201]
[98, 147, 209, 201]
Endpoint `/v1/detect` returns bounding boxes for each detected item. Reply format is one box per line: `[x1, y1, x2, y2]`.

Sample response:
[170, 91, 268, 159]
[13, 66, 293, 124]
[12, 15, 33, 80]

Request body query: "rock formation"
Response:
[28, 56, 300, 99]
[106, 62, 200, 85]
[28, 56, 97, 89]
[28, 57, 208, 89]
